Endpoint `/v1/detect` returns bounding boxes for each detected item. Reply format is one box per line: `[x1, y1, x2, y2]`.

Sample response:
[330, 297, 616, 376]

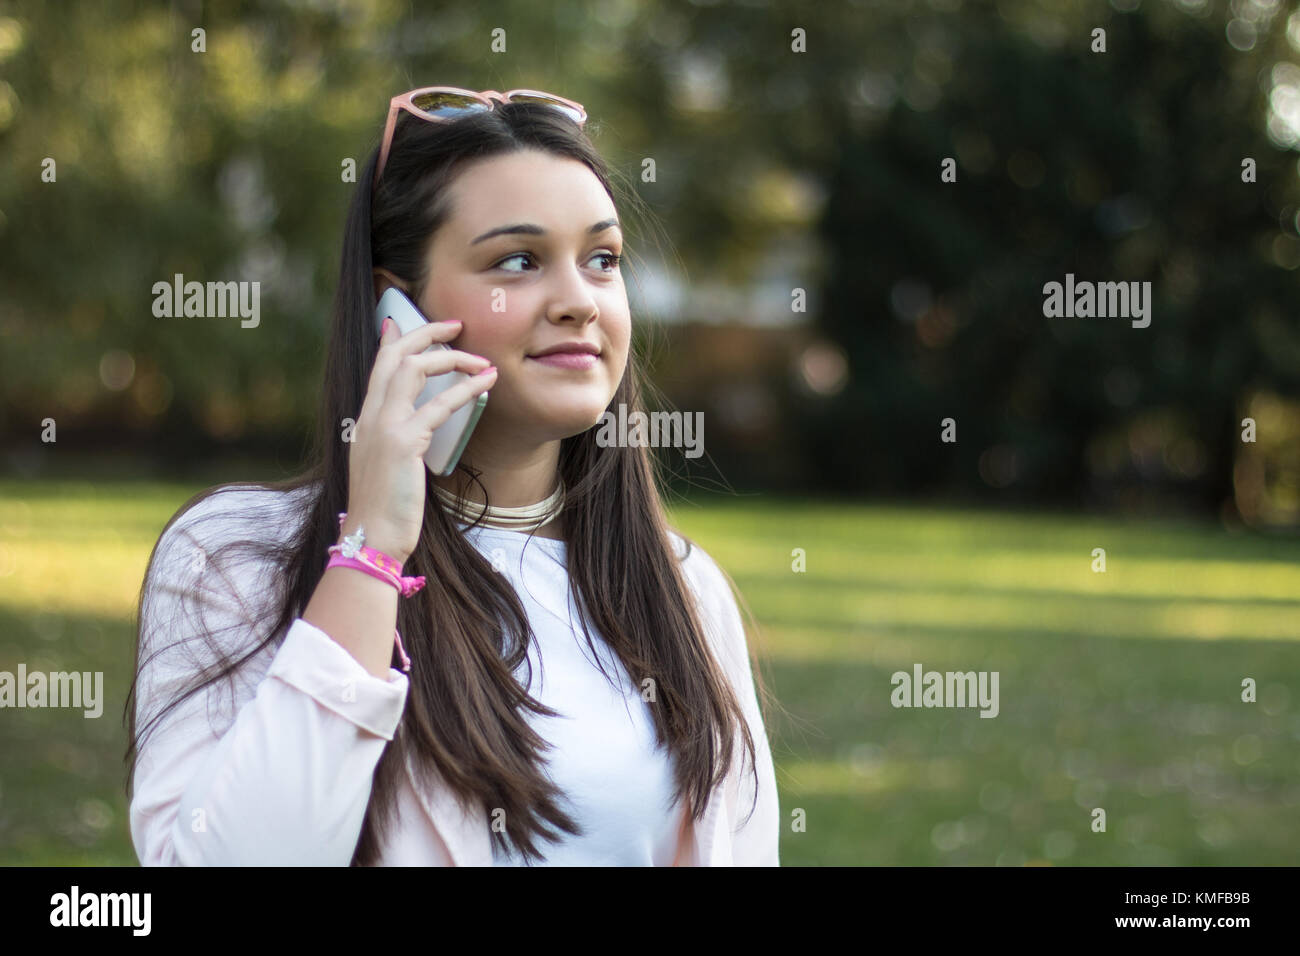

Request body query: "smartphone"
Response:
[374, 286, 487, 476]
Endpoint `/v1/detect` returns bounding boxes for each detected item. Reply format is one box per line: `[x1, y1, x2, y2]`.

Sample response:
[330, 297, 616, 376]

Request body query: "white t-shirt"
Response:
[460, 523, 684, 866]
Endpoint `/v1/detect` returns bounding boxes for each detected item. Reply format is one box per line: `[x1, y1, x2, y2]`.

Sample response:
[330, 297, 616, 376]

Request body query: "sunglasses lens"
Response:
[506, 94, 585, 125]
[410, 91, 491, 120]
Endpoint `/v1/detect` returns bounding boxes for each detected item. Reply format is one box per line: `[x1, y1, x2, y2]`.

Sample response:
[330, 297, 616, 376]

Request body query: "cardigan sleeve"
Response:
[129, 491, 409, 866]
[679, 539, 781, 866]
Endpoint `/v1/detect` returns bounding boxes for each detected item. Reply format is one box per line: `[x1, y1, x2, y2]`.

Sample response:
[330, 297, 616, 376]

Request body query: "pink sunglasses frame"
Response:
[373, 86, 588, 191]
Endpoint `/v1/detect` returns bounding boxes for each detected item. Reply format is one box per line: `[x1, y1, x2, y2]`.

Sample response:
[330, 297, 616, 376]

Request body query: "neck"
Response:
[432, 433, 565, 540]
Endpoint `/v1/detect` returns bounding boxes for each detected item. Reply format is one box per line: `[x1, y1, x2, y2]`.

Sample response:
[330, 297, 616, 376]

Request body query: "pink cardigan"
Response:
[129, 486, 779, 866]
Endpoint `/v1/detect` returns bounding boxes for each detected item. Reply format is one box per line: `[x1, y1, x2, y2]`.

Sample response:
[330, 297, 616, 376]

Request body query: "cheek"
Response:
[427, 290, 522, 356]
[607, 314, 632, 357]
[462, 320, 528, 363]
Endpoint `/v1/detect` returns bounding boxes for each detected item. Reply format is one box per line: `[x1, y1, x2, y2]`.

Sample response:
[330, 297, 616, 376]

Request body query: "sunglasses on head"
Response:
[373, 86, 588, 191]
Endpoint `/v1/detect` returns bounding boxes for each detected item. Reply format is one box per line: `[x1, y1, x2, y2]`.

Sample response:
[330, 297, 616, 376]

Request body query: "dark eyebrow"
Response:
[470, 218, 621, 245]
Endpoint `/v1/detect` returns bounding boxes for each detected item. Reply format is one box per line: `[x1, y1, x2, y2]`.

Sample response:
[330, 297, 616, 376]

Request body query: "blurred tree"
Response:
[790, 0, 1300, 514]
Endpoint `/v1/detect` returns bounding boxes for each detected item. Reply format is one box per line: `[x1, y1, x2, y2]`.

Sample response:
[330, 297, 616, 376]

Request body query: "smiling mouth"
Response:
[527, 352, 600, 369]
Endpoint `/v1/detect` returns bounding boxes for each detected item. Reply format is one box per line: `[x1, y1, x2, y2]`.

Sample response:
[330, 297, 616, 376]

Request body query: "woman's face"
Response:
[400, 149, 630, 447]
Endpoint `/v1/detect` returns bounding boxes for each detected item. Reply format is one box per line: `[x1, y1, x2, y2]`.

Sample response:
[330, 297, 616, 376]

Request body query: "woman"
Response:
[126, 87, 780, 866]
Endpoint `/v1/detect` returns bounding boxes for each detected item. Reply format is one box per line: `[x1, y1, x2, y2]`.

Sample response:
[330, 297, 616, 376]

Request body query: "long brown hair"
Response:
[125, 101, 777, 864]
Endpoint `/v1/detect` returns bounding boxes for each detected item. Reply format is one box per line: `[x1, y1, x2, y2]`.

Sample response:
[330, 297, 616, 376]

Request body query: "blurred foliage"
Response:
[1, 0, 1299, 518]
[798, 0, 1300, 516]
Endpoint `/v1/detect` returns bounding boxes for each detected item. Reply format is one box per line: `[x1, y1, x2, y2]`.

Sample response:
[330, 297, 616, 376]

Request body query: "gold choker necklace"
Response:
[433, 478, 565, 534]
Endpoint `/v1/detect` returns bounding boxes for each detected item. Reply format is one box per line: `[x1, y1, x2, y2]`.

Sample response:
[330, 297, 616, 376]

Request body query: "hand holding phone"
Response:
[374, 287, 489, 477]
[340, 290, 496, 564]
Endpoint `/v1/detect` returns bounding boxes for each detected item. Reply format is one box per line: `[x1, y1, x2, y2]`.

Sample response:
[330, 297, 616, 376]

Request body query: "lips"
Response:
[529, 343, 601, 358]
[528, 351, 599, 370]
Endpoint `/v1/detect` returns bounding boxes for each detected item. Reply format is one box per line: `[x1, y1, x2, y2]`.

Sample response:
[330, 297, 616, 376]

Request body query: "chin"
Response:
[533, 401, 614, 440]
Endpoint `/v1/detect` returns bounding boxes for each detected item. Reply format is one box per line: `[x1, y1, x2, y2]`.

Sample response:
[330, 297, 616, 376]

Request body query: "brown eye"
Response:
[496, 253, 535, 272]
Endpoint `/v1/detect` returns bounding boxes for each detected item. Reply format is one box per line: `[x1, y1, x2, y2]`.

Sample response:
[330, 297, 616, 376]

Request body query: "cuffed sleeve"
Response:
[129, 489, 409, 867]
[267, 618, 408, 740]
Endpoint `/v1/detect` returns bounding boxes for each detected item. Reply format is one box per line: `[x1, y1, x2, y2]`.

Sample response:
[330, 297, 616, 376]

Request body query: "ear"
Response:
[372, 268, 409, 303]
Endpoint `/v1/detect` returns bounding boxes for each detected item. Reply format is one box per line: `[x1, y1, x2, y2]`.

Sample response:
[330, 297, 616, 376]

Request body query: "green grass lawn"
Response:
[1, 478, 1298, 865]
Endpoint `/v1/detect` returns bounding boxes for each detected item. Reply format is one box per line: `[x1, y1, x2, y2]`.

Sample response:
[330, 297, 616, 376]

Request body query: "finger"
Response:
[411, 366, 497, 433]
[359, 315, 421, 423]
[362, 318, 465, 422]
[375, 320, 477, 408]
[382, 349, 494, 413]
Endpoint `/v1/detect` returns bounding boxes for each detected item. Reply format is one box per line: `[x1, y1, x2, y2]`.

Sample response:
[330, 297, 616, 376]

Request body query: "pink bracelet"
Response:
[328, 513, 423, 673]
[325, 551, 427, 597]
[330, 513, 427, 596]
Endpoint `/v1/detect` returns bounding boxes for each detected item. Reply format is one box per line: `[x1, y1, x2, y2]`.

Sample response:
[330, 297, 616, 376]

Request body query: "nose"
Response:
[544, 260, 599, 325]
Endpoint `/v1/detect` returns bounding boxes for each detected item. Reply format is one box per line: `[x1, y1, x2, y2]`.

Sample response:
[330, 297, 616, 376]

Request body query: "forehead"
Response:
[439, 150, 615, 239]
